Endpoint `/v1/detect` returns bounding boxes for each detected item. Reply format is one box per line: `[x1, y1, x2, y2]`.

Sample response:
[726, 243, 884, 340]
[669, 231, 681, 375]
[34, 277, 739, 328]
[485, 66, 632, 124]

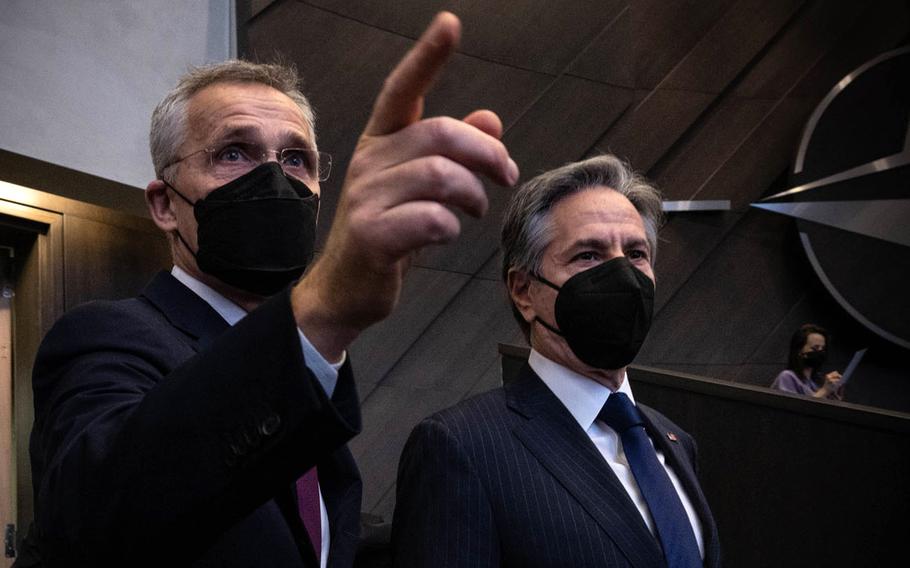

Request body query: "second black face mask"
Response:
[535, 256, 655, 370]
[168, 162, 319, 296]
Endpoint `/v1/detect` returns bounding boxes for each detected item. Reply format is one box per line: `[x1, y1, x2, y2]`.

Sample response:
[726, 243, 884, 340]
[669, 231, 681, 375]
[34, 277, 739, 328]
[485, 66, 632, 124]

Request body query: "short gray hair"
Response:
[500, 155, 663, 331]
[149, 59, 316, 178]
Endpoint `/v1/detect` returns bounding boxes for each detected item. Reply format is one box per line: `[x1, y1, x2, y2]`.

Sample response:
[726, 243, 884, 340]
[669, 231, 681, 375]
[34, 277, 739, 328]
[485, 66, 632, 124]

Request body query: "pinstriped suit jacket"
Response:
[392, 363, 720, 567]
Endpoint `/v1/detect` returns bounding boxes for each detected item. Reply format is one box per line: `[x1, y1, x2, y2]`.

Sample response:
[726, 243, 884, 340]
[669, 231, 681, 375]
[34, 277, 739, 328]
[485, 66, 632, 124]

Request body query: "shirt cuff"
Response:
[297, 327, 343, 398]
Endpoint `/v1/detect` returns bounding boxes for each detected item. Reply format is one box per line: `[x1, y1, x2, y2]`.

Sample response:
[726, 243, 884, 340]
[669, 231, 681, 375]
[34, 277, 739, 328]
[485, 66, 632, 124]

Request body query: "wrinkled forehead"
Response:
[548, 187, 646, 238]
[185, 81, 314, 148]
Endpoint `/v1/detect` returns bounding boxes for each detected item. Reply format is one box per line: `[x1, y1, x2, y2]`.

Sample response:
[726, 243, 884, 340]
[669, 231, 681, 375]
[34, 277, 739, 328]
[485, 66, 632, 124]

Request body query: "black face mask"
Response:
[802, 349, 827, 369]
[166, 162, 319, 296]
[534, 257, 655, 370]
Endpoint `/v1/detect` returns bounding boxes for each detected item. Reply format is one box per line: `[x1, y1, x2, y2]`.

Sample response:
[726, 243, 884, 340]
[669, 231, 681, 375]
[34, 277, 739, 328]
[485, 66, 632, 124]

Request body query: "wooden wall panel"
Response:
[304, 0, 628, 74]
[565, 5, 634, 88]
[349, 267, 470, 396]
[63, 215, 170, 308]
[640, 211, 806, 365]
[628, 0, 734, 89]
[378, 278, 523, 391]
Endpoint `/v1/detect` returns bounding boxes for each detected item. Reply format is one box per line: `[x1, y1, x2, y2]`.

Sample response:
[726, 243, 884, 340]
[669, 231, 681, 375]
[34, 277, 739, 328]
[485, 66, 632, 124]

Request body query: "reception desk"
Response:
[500, 344, 910, 567]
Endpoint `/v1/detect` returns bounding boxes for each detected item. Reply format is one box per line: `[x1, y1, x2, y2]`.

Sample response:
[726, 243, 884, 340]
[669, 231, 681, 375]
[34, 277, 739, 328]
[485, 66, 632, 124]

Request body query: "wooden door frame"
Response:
[0, 193, 64, 558]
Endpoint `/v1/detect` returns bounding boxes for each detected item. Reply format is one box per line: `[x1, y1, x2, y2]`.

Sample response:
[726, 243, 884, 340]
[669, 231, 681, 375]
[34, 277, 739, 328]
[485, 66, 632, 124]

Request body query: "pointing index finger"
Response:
[363, 12, 461, 137]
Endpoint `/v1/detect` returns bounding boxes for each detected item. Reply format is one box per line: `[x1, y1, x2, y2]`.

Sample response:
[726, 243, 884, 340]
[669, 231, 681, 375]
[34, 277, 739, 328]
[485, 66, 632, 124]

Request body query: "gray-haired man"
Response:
[393, 155, 721, 568]
[27, 12, 516, 568]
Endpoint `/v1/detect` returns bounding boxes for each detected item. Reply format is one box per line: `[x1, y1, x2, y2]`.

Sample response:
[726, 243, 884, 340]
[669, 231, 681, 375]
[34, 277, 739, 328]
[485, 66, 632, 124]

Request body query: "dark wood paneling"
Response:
[629, 367, 910, 568]
[640, 210, 806, 365]
[304, 0, 627, 74]
[378, 278, 523, 391]
[0, 149, 149, 218]
[504, 77, 636, 175]
[565, 5, 634, 88]
[650, 211, 744, 312]
[657, 0, 805, 93]
[594, 89, 715, 171]
[476, 249, 501, 281]
[464, 354, 507, 398]
[63, 215, 170, 308]
[649, 97, 776, 199]
[785, 0, 910, 101]
[594, 0, 803, 172]
[627, 0, 733, 89]
[687, 97, 812, 205]
[729, 0, 866, 100]
[350, 267, 470, 397]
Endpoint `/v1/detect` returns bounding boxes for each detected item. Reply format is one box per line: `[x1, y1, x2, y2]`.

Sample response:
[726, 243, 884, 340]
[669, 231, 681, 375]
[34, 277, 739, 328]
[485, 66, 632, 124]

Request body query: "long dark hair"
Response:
[787, 323, 829, 377]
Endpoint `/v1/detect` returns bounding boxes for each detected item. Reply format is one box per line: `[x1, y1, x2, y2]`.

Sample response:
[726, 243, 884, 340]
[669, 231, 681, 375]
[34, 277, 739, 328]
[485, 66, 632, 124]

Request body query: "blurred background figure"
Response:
[771, 324, 844, 400]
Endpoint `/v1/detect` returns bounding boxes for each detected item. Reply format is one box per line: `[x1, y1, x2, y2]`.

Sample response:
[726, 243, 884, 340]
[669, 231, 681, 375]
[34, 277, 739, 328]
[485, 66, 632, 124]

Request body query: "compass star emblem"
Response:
[753, 46, 910, 349]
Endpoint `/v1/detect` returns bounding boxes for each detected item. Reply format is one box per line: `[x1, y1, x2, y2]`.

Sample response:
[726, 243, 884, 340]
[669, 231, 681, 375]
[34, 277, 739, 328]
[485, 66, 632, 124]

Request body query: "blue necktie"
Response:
[598, 392, 702, 568]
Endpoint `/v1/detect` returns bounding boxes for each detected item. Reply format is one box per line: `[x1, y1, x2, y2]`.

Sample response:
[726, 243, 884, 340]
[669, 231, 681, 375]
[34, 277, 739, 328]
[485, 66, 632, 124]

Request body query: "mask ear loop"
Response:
[162, 180, 195, 206]
[161, 180, 200, 260]
[531, 272, 565, 337]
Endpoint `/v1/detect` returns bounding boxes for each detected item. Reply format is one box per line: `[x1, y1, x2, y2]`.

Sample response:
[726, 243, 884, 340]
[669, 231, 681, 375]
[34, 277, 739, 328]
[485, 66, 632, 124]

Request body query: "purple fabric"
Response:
[771, 369, 817, 396]
[296, 467, 321, 556]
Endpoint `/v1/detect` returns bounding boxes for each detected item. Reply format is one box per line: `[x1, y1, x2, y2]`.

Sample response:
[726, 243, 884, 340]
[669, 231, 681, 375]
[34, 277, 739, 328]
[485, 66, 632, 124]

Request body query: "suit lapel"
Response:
[506, 364, 663, 568]
[640, 405, 720, 567]
[140, 271, 230, 351]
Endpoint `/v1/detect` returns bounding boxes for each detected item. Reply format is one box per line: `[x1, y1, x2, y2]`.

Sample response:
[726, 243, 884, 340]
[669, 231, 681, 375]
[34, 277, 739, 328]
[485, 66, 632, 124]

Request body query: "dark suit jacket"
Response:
[28, 271, 363, 567]
[392, 363, 720, 567]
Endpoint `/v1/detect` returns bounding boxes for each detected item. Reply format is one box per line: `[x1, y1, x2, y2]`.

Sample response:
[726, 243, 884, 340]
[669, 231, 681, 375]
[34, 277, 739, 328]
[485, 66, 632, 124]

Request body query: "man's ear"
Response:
[146, 179, 177, 232]
[507, 268, 536, 324]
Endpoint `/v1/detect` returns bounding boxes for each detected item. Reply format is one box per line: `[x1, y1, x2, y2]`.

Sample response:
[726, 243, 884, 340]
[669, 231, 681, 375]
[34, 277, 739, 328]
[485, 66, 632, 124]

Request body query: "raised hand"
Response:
[292, 12, 518, 360]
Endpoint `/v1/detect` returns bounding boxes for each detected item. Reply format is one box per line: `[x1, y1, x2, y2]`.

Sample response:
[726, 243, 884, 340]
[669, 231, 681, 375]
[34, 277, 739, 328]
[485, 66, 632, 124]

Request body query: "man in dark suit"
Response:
[26, 12, 518, 567]
[393, 155, 721, 567]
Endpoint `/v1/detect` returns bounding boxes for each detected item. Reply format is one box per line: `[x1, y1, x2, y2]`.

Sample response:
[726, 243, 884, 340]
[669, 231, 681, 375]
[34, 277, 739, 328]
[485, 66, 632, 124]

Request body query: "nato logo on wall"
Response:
[754, 46, 910, 350]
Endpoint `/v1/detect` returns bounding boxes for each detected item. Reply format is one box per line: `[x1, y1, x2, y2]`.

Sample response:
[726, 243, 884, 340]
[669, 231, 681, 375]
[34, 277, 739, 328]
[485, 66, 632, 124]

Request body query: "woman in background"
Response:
[772, 324, 844, 400]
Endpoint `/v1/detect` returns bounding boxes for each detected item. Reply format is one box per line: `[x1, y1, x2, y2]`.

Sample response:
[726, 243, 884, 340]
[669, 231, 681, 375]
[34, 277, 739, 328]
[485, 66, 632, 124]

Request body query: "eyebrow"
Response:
[570, 237, 651, 253]
[208, 124, 313, 149]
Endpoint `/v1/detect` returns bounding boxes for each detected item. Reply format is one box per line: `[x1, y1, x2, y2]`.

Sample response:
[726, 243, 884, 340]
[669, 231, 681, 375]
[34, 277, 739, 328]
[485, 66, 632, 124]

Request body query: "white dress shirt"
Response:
[171, 266, 334, 567]
[529, 349, 705, 558]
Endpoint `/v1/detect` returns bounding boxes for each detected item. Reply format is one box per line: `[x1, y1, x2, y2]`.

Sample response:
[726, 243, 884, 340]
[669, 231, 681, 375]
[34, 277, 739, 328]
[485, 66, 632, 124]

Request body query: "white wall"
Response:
[0, 0, 235, 189]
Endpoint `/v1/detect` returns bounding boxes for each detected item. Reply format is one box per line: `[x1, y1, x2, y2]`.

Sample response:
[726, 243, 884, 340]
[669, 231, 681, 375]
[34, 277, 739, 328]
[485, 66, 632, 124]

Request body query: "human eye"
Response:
[213, 143, 253, 164]
[626, 247, 650, 262]
[571, 250, 600, 262]
[281, 148, 312, 169]
[281, 148, 318, 178]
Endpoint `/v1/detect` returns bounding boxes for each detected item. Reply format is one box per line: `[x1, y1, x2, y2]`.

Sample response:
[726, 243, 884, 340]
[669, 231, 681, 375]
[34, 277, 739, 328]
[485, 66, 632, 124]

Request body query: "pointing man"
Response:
[27, 13, 516, 568]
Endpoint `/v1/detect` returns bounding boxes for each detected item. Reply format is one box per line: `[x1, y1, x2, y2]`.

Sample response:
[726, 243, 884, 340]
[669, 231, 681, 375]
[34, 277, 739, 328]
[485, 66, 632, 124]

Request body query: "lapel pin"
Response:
[667, 432, 679, 442]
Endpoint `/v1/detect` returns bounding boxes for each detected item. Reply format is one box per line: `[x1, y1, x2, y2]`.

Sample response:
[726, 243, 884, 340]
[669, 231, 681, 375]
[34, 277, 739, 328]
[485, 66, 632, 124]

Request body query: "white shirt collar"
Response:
[171, 266, 247, 326]
[528, 348, 636, 433]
